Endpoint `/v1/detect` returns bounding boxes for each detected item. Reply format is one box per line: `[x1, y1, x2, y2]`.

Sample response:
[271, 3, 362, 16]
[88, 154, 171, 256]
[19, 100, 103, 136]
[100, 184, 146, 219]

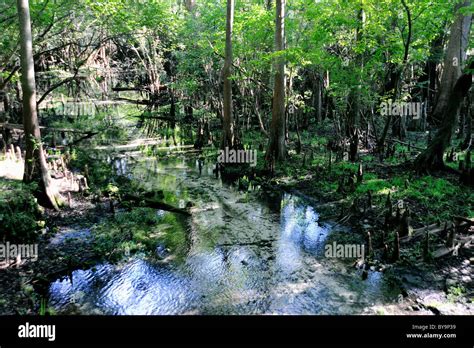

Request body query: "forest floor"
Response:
[0, 175, 106, 314]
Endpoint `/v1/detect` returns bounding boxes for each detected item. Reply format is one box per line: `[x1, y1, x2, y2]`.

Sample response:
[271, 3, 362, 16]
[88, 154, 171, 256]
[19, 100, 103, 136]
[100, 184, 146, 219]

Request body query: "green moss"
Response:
[407, 177, 455, 199]
[355, 178, 391, 195]
[396, 177, 469, 222]
[347, 168, 470, 224]
[333, 162, 358, 175]
[92, 207, 187, 262]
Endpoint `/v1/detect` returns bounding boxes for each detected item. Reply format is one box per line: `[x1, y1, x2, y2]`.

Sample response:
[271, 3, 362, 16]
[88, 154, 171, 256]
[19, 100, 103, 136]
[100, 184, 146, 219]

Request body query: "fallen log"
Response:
[368, 134, 426, 151]
[217, 239, 276, 248]
[316, 197, 351, 208]
[121, 193, 191, 216]
[433, 235, 472, 259]
[112, 85, 168, 92]
[400, 221, 469, 244]
[133, 115, 175, 122]
[70, 131, 99, 145]
[388, 138, 425, 151]
[0, 123, 95, 135]
[453, 215, 474, 226]
[115, 97, 153, 106]
[432, 245, 459, 259]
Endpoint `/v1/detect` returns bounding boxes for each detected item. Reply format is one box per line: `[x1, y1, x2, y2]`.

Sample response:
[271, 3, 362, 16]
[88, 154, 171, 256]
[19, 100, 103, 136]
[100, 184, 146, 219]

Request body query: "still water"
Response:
[49, 154, 399, 314]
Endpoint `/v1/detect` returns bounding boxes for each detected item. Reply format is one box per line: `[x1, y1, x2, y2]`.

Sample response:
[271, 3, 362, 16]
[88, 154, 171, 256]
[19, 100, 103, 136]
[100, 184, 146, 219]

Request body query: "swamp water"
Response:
[48, 152, 401, 314]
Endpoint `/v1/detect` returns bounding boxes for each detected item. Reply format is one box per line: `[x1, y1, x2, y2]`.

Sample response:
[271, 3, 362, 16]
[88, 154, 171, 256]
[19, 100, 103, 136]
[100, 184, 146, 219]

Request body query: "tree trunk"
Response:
[221, 0, 236, 150]
[266, 0, 273, 11]
[461, 89, 473, 151]
[265, 0, 286, 168]
[0, 84, 11, 151]
[185, 0, 196, 12]
[418, 33, 445, 125]
[377, 0, 412, 149]
[431, 1, 472, 125]
[170, 90, 177, 146]
[17, 0, 61, 210]
[415, 61, 474, 171]
[347, 5, 364, 161]
[251, 88, 268, 136]
[315, 73, 322, 123]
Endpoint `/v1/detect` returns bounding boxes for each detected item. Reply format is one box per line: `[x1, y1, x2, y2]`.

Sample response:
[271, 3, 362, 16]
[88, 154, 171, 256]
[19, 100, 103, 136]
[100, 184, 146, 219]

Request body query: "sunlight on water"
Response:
[49, 156, 400, 315]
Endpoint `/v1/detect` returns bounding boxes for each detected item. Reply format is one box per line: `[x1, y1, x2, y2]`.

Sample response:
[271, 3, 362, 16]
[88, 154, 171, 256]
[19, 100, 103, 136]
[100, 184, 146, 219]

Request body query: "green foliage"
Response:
[0, 179, 42, 243]
[358, 173, 470, 223]
[400, 177, 468, 221]
[92, 207, 187, 262]
[356, 178, 391, 195]
[447, 285, 466, 303]
[105, 183, 120, 197]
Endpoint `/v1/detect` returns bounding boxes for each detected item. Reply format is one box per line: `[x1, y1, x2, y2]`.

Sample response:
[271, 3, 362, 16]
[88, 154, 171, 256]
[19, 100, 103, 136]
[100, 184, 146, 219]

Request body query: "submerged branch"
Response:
[121, 194, 192, 217]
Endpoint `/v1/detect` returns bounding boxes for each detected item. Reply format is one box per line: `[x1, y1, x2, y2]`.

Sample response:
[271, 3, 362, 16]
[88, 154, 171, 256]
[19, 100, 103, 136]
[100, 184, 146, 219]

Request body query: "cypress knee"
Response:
[392, 232, 400, 262]
[423, 229, 431, 261]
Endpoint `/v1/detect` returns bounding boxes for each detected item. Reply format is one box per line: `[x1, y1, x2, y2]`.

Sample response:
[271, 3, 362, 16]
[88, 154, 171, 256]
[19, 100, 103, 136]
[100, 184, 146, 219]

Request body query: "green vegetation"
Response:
[92, 207, 187, 262]
[0, 179, 43, 242]
[447, 285, 467, 303]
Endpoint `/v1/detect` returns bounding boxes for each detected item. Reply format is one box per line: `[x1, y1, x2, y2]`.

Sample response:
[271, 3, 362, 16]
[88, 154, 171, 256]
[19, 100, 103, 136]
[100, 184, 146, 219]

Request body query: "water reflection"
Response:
[49, 157, 399, 315]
